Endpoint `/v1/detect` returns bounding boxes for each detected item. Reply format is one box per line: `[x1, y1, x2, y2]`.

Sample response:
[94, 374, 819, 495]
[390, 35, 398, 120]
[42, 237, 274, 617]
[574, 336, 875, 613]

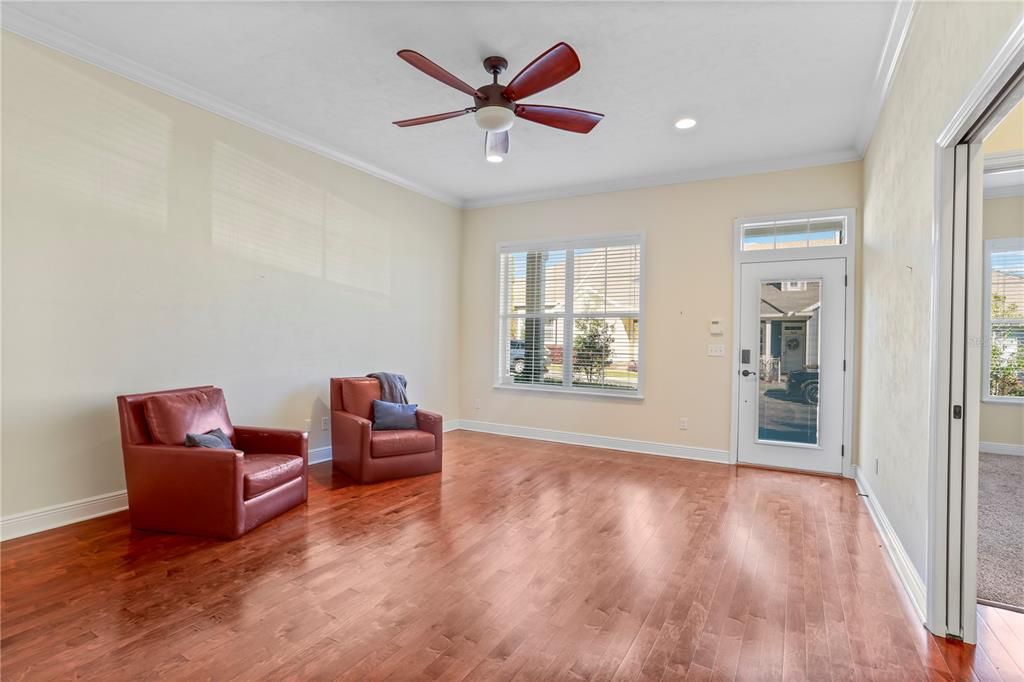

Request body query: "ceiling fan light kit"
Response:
[475, 105, 515, 132]
[393, 42, 603, 163]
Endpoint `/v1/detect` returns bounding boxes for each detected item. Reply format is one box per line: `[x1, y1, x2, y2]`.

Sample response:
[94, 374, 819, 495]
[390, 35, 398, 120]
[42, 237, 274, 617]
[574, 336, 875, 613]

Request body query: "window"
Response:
[497, 235, 642, 395]
[984, 237, 1024, 402]
[740, 214, 847, 252]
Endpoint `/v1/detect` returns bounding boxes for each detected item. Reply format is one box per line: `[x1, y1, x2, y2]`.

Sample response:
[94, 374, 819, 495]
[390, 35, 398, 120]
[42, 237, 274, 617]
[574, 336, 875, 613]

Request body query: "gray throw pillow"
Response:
[372, 400, 418, 430]
[185, 427, 233, 449]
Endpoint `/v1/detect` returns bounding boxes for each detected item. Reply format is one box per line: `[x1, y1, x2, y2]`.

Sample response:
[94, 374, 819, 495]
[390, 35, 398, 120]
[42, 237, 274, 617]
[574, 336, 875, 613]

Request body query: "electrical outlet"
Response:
[679, 417, 689, 430]
[303, 418, 312, 432]
[474, 397, 481, 411]
[321, 416, 329, 431]
[707, 344, 726, 357]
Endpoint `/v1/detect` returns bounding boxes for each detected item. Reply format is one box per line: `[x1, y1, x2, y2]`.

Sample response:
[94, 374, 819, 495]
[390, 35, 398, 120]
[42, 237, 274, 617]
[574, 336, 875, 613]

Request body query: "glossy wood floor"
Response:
[3, 431, 1023, 681]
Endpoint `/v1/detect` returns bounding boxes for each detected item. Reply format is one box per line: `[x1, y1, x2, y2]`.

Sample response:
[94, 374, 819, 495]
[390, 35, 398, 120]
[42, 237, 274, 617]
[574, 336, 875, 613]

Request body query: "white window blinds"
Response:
[985, 237, 1024, 401]
[498, 236, 642, 394]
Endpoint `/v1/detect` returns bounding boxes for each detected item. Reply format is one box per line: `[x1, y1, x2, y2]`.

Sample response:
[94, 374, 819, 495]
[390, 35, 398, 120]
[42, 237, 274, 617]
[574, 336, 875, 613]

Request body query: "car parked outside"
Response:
[786, 367, 819, 405]
[509, 339, 551, 375]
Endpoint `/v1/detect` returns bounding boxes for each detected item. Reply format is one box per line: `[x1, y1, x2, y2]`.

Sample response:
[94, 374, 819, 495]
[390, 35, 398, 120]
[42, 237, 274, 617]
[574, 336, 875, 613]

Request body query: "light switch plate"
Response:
[707, 344, 726, 357]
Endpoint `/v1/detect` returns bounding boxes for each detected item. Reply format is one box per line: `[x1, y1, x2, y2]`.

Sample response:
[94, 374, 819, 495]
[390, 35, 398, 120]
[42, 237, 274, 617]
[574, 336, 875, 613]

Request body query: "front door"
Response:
[736, 258, 846, 474]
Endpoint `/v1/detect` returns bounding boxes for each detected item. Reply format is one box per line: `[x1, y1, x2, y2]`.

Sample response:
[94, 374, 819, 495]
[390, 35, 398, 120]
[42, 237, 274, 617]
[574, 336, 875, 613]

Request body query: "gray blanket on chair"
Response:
[367, 372, 408, 404]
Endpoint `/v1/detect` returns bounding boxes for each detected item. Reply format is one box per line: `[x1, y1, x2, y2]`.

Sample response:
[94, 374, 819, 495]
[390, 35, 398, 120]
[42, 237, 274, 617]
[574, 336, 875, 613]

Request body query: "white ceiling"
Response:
[4, 1, 899, 207]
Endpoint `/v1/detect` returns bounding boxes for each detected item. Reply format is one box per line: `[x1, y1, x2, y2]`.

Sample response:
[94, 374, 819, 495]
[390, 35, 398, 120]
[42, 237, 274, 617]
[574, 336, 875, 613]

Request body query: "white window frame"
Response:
[494, 233, 645, 399]
[983, 236, 1024, 404]
[736, 209, 851, 258]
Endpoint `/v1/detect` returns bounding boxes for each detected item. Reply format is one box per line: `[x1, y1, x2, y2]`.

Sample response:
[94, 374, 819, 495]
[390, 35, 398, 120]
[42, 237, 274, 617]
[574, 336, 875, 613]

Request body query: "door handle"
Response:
[741, 369, 754, 377]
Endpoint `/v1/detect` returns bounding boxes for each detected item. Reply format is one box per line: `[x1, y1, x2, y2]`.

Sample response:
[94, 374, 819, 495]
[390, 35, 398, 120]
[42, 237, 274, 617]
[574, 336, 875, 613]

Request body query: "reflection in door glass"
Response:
[757, 279, 821, 445]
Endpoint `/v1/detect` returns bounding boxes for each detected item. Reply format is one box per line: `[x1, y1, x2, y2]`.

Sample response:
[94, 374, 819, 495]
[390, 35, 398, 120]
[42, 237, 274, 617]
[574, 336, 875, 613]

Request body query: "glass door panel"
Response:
[756, 279, 822, 446]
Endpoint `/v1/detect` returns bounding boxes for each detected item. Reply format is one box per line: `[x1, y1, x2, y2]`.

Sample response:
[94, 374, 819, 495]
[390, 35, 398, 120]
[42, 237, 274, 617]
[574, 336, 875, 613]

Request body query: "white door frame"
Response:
[927, 20, 1024, 644]
[729, 208, 857, 479]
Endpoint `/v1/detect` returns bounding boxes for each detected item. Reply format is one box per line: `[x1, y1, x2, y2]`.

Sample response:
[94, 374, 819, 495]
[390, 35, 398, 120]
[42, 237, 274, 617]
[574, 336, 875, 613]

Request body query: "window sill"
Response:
[493, 383, 644, 401]
[982, 396, 1024, 405]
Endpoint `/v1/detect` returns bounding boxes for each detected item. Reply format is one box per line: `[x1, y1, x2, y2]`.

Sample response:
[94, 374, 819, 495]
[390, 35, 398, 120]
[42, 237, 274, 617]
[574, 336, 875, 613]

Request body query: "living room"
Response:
[2, 2, 1022, 679]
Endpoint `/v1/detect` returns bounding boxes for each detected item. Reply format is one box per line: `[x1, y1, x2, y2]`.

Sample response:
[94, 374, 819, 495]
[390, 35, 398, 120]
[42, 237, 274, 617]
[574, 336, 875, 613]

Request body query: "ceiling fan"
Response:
[392, 42, 603, 163]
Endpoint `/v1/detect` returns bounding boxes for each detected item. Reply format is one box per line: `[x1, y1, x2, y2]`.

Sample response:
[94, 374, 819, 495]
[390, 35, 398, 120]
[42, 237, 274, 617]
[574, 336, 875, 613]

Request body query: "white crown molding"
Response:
[985, 150, 1024, 173]
[854, 0, 916, 154]
[854, 465, 927, 624]
[938, 16, 1024, 147]
[453, 420, 730, 464]
[985, 184, 1024, 199]
[1, 6, 906, 214]
[463, 148, 864, 210]
[3, 7, 872, 212]
[0, 7, 464, 208]
[984, 151, 1024, 198]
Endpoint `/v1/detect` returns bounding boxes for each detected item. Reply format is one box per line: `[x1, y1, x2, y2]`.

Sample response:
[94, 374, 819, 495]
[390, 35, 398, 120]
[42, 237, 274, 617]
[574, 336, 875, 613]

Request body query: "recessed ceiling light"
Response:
[674, 118, 697, 130]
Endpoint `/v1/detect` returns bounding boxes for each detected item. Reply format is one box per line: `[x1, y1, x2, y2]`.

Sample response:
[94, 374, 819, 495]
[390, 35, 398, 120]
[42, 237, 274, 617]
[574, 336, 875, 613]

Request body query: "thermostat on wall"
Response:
[710, 319, 724, 336]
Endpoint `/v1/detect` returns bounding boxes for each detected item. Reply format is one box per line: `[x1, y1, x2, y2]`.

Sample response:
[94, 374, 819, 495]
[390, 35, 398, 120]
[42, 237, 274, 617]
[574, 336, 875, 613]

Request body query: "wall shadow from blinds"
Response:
[211, 142, 392, 295]
[4, 40, 172, 231]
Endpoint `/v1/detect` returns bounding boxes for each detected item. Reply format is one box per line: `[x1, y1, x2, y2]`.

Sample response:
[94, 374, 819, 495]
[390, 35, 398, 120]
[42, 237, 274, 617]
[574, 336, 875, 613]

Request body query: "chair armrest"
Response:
[332, 410, 371, 462]
[234, 426, 308, 460]
[416, 409, 443, 438]
[122, 444, 244, 537]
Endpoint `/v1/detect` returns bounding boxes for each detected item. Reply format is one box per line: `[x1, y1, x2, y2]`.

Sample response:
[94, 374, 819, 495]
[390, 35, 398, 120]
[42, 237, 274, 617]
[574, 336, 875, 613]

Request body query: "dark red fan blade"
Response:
[397, 50, 483, 98]
[393, 109, 473, 127]
[515, 105, 603, 133]
[503, 43, 581, 101]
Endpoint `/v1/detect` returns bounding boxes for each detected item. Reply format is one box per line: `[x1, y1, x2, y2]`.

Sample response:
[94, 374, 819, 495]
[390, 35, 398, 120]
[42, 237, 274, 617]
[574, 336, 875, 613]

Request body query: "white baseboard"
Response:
[308, 446, 332, 465]
[979, 441, 1024, 456]
[854, 465, 927, 623]
[0, 490, 128, 542]
[453, 420, 730, 464]
[2, 419, 698, 542]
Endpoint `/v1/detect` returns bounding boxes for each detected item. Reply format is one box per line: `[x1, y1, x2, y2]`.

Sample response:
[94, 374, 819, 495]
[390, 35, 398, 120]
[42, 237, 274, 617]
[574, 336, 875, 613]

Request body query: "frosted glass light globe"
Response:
[475, 106, 515, 132]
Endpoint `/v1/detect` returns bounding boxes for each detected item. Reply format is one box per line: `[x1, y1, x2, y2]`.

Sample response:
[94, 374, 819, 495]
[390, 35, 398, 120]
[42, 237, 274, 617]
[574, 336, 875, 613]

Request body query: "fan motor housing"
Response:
[474, 83, 515, 110]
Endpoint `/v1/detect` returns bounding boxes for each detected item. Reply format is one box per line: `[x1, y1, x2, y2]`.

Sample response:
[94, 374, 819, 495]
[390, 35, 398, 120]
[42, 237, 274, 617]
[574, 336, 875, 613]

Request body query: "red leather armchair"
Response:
[330, 377, 442, 484]
[116, 386, 308, 539]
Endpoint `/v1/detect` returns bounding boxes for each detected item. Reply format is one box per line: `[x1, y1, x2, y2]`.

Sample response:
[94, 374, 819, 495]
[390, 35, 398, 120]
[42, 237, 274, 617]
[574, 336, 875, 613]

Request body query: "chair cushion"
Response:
[341, 378, 381, 420]
[184, 428, 232, 449]
[144, 388, 234, 446]
[372, 400, 418, 430]
[370, 430, 435, 458]
[241, 454, 304, 500]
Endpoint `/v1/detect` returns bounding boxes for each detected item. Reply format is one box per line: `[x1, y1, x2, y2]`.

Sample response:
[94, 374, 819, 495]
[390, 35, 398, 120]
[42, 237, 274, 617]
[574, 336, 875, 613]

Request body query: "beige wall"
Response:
[983, 98, 1024, 155]
[461, 161, 862, 452]
[1, 34, 463, 516]
[859, 2, 1024, 578]
[981, 196, 1024, 447]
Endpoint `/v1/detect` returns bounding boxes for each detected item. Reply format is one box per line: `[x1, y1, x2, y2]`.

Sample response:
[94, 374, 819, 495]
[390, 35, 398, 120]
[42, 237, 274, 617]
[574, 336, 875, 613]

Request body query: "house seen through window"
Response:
[985, 237, 1024, 401]
[498, 236, 642, 394]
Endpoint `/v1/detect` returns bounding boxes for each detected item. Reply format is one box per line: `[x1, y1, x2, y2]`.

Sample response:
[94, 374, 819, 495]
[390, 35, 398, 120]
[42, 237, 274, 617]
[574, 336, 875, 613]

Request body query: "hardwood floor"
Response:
[2, 430, 1022, 681]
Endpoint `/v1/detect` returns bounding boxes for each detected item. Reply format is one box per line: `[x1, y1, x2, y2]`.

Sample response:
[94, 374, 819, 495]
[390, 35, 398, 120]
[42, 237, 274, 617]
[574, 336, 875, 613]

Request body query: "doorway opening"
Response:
[730, 209, 856, 477]
[930, 34, 1024, 643]
[975, 100, 1024, 615]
